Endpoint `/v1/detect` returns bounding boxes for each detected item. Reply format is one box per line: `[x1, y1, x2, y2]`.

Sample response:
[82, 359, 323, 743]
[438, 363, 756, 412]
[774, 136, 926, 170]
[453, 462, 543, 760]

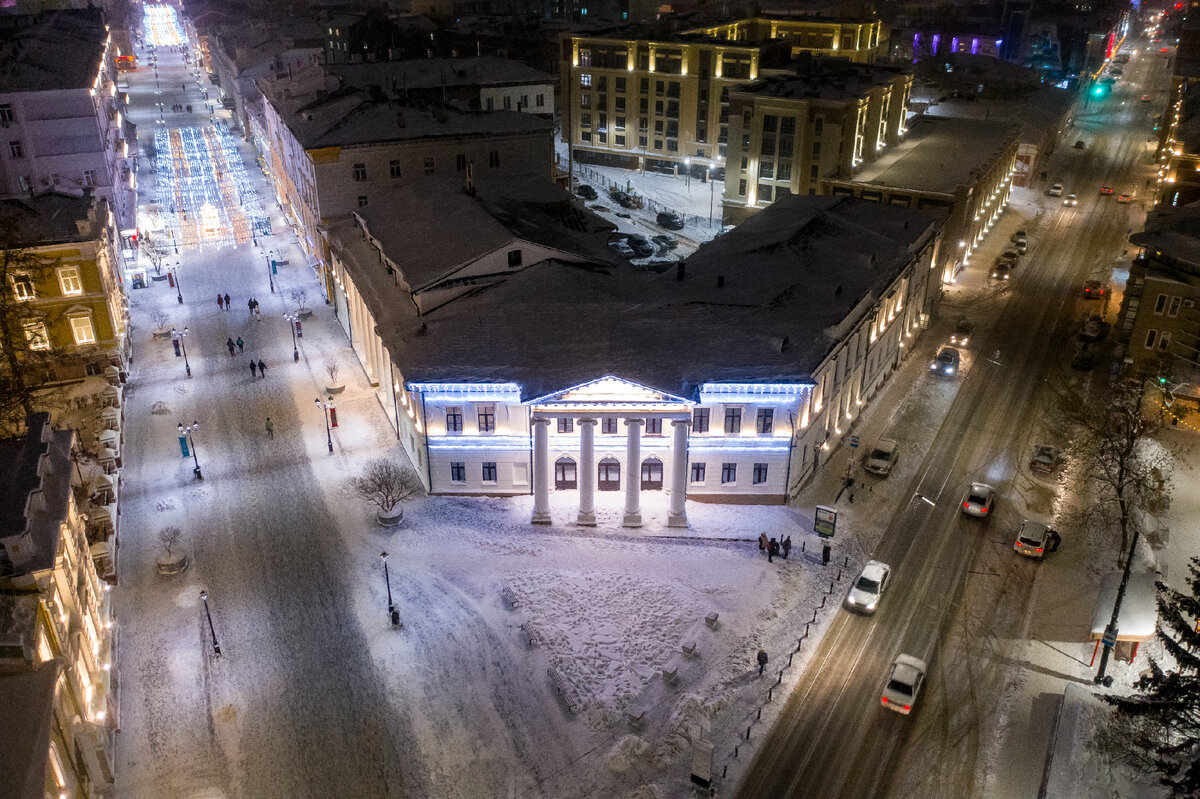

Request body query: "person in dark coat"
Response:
[236, 337, 244, 353]
[758, 532, 768, 552]
[768, 537, 778, 562]
[248, 298, 255, 316]
[217, 293, 224, 310]
[1049, 529, 1061, 553]
[223, 293, 230, 309]
[757, 649, 769, 675]
[257, 359, 266, 377]
[782, 536, 792, 559]
[226, 338, 235, 356]
[249, 360, 257, 378]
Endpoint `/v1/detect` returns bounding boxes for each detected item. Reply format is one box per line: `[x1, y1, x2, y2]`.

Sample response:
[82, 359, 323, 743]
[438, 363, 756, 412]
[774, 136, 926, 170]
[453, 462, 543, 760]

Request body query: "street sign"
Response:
[1101, 624, 1118, 648]
[814, 505, 837, 538]
[850, 435, 860, 448]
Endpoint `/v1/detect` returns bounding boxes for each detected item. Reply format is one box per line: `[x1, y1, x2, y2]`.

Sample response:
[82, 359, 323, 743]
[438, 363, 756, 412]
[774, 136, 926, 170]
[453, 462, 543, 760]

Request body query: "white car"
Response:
[881, 654, 927, 715]
[1014, 519, 1057, 559]
[961, 483, 996, 517]
[1048, 183, 1064, 197]
[845, 560, 891, 614]
[1030, 445, 1061, 473]
[1063, 193, 1078, 206]
[863, 439, 900, 476]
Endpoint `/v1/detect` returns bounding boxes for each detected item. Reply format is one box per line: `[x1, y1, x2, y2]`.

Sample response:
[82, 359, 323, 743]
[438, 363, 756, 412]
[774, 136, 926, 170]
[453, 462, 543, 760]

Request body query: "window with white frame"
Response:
[83, 169, 97, 187]
[1168, 296, 1182, 317]
[721, 462, 737, 484]
[11, 273, 34, 300]
[476, 405, 495, 433]
[24, 322, 49, 350]
[445, 406, 463, 433]
[724, 407, 742, 434]
[481, 461, 498, 482]
[1159, 331, 1172, 352]
[753, 463, 768, 484]
[69, 315, 96, 345]
[693, 407, 709, 433]
[58, 266, 82, 295]
[1145, 329, 1158, 349]
[756, 408, 773, 435]
[690, 462, 706, 482]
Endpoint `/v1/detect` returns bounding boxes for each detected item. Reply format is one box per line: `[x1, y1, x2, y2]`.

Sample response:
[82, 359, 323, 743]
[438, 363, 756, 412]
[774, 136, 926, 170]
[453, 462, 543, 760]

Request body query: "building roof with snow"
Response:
[0, 660, 62, 799]
[1131, 201, 1200, 272]
[331, 193, 943, 399]
[329, 57, 554, 92]
[733, 56, 910, 102]
[0, 414, 75, 578]
[0, 191, 98, 247]
[0, 9, 107, 93]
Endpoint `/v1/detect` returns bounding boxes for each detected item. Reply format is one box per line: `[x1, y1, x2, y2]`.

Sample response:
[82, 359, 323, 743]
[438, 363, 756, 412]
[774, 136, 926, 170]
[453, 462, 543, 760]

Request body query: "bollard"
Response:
[723, 765, 728, 779]
[789, 652, 793, 665]
[829, 581, 835, 595]
[806, 622, 811, 636]
[837, 568, 843, 581]
[812, 609, 818, 623]
[820, 596, 826, 609]
[802, 540, 806, 553]
[735, 746, 739, 758]
[746, 726, 751, 740]
[768, 687, 773, 702]
[844, 555, 850, 567]
[777, 670, 783, 685]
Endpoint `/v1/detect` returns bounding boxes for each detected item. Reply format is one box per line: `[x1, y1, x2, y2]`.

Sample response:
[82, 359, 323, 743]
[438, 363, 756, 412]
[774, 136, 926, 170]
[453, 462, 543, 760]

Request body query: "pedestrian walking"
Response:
[217, 293, 224, 310]
[265, 417, 274, 439]
[226, 338, 236, 357]
[249, 360, 257, 378]
[1049, 529, 1062, 553]
[768, 538, 779, 563]
[822, 543, 831, 565]
[782, 536, 792, 560]
[224, 292, 230, 309]
[757, 649, 769, 676]
[248, 298, 254, 316]
[257, 359, 266, 377]
[236, 337, 244, 354]
[758, 532, 767, 552]
[182, 82, 186, 91]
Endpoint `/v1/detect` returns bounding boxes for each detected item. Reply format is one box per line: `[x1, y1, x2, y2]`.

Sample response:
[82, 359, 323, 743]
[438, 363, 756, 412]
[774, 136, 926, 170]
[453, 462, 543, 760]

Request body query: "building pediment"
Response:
[527, 375, 692, 414]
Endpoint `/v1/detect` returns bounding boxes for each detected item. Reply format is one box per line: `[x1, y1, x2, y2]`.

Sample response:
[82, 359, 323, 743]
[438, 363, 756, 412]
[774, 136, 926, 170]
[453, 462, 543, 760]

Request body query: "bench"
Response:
[627, 706, 647, 729]
[662, 666, 679, 684]
[682, 641, 697, 657]
[520, 623, 541, 648]
[705, 612, 720, 628]
[549, 668, 579, 713]
[501, 587, 519, 610]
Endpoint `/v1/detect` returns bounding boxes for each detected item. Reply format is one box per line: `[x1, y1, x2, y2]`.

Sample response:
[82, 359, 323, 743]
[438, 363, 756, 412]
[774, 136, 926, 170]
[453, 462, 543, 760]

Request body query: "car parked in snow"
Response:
[1079, 314, 1111, 343]
[863, 439, 900, 476]
[625, 234, 655, 258]
[651, 233, 678, 250]
[1030, 445, 1061, 473]
[1012, 229, 1028, 245]
[961, 483, 996, 517]
[575, 184, 598, 200]
[1049, 183, 1064, 196]
[609, 239, 635, 258]
[844, 560, 891, 614]
[881, 654, 927, 715]
[656, 211, 685, 230]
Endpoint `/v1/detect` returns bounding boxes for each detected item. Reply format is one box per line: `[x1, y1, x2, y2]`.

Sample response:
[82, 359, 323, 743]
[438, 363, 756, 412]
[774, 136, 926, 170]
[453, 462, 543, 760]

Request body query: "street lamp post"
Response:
[171, 327, 191, 377]
[683, 157, 691, 191]
[179, 420, 202, 479]
[381, 551, 395, 615]
[199, 590, 222, 657]
[707, 163, 715, 226]
[265, 249, 276, 293]
[283, 312, 299, 362]
[174, 259, 183, 303]
[315, 396, 334, 453]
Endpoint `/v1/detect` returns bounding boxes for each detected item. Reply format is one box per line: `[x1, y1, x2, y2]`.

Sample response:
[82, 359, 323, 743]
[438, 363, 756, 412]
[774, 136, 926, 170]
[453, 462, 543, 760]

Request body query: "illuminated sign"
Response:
[814, 505, 837, 538]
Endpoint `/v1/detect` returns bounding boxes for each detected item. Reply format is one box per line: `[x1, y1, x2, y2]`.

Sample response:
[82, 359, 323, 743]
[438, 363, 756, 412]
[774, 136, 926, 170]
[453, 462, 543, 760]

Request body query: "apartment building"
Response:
[0, 413, 116, 796]
[720, 57, 912, 224]
[0, 9, 137, 241]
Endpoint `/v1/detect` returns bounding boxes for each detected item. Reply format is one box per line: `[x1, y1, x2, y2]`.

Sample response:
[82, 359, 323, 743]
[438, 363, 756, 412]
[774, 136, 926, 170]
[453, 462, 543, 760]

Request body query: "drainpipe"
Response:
[419, 389, 432, 491]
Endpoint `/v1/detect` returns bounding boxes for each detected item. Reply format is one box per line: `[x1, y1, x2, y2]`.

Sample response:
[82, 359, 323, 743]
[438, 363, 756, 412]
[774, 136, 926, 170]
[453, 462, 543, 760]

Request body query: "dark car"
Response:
[656, 211, 685, 230]
[575, 184, 598, 200]
[625, 234, 655, 258]
[651, 233, 678, 250]
[1083, 279, 1106, 299]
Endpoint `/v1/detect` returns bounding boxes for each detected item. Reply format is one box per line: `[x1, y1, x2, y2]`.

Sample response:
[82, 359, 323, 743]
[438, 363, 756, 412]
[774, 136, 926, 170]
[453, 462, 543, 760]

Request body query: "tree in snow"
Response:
[157, 526, 183, 557]
[288, 287, 309, 313]
[141, 234, 170, 275]
[346, 458, 423, 524]
[1101, 556, 1200, 796]
[1054, 377, 1172, 567]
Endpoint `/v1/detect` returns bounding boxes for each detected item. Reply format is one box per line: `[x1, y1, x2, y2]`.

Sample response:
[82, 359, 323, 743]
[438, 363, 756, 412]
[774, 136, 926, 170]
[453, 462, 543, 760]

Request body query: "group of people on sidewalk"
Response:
[758, 533, 792, 562]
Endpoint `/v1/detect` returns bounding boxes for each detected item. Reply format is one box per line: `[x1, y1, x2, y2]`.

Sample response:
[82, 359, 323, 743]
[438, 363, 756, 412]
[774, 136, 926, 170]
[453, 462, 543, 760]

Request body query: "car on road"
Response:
[1079, 314, 1111, 343]
[1074, 139, 1087, 149]
[863, 438, 900, 476]
[1030, 445, 1061, 473]
[575, 184, 598, 200]
[609, 239, 635, 258]
[1083, 279, 1106, 298]
[950, 318, 974, 346]
[845, 560, 891, 614]
[1011, 229, 1028, 245]
[1049, 183, 1064, 196]
[1141, 94, 1153, 102]
[656, 211, 685, 230]
[1014, 519, 1056, 559]
[991, 261, 1013, 280]
[930, 346, 961, 376]
[1100, 186, 1114, 195]
[625, 234, 655, 258]
[881, 654, 927, 715]
[1117, 193, 1133, 203]
[961, 483, 996, 517]
[651, 233, 678, 250]
[1063, 193, 1078, 206]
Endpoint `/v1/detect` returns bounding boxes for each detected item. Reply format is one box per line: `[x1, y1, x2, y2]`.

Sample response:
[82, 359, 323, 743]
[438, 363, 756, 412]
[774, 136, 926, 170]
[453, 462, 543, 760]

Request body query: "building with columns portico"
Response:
[324, 179, 947, 525]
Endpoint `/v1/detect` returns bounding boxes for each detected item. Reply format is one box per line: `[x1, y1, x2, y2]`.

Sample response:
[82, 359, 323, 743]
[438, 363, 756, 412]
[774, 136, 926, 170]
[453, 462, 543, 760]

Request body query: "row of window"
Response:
[10, 267, 85, 300]
[21, 316, 97, 349]
[1145, 329, 1172, 352]
[483, 93, 546, 111]
[443, 407, 775, 435]
[1152, 293, 1186, 317]
[352, 152, 502, 182]
[448, 457, 769, 486]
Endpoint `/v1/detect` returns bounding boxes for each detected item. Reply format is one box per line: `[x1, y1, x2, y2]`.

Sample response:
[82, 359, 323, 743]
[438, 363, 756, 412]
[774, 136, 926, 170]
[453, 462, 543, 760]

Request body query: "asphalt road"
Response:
[736, 39, 1167, 799]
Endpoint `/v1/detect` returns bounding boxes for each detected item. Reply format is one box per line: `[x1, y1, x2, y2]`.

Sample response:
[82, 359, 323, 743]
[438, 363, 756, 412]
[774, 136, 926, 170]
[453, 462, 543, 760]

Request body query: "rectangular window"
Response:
[390, 159, 402, 178]
[489, 151, 500, 168]
[357, 195, 368, 208]
[536, 94, 545, 107]
[481, 462, 498, 482]
[580, 73, 592, 88]
[1145, 329, 1158, 349]
[0, 104, 12, 122]
[1154, 294, 1167, 314]
[1168, 296, 1181, 317]
[11, 274, 34, 300]
[450, 462, 466, 482]
[693, 407, 709, 433]
[756, 408, 773, 435]
[724, 407, 742, 434]
[423, 157, 435, 174]
[645, 418, 662, 435]
[503, 95, 512, 110]
[814, 117, 824, 135]
[69, 316, 96, 345]
[1159, 331, 1172, 351]
[352, 162, 367, 181]
[9, 141, 23, 158]
[721, 463, 737, 484]
[445, 407, 463, 432]
[690, 462, 706, 482]
[456, 154, 467, 171]
[486, 97, 494, 111]
[557, 417, 574, 433]
[24, 322, 49, 350]
[602, 417, 618, 434]
[58, 267, 82, 295]
[507, 249, 522, 267]
[753, 463, 768, 484]
[477, 405, 495, 433]
[83, 169, 97, 187]
[810, 164, 819, 179]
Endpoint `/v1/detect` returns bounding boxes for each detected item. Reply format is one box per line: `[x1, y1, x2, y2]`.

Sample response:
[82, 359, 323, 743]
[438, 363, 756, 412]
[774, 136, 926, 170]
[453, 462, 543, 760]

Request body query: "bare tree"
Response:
[152, 311, 170, 331]
[157, 526, 182, 557]
[142, 235, 170, 275]
[346, 458, 423, 522]
[288, 287, 309, 312]
[325, 357, 340, 386]
[1054, 377, 1173, 566]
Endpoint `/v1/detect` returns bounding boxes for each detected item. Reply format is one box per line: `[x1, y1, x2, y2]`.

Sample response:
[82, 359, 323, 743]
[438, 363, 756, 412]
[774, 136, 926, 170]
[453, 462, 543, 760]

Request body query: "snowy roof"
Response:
[0, 9, 107, 93]
[0, 414, 74, 577]
[733, 59, 908, 102]
[920, 85, 1075, 145]
[0, 661, 62, 799]
[0, 192, 97, 246]
[1132, 201, 1200, 269]
[329, 58, 554, 91]
[334, 194, 943, 400]
[1091, 571, 1158, 642]
[848, 114, 1018, 195]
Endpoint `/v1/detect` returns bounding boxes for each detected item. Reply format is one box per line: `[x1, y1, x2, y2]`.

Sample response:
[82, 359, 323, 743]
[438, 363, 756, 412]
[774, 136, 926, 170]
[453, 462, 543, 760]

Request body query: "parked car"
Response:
[1063, 193, 1078, 206]
[1100, 186, 1114, 195]
[1001, 248, 1020, 262]
[1083, 279, 1106, 298]
[864, 438, 900, 476]
[656, 211, 685, 230]
[1012, 229, 1028, 244]
[1030, 445, 1061, 473]
[961, 483, 996, 517]
[609, 239, 635, 258]
[930, 347, 961, 376]
[1079, 314, 1111, 343]
[844, 560, 891, 614]
[1014, 519, 1058, 559]
[950, 318, 974, 346]
[1049, 183, 1064, 196]
[625, 234, 655, 258]
[575, 184, 598, 200]
[881, 654, 927, 715]
[651, 233, 679, 250]
[1015, 240, 1028, 254]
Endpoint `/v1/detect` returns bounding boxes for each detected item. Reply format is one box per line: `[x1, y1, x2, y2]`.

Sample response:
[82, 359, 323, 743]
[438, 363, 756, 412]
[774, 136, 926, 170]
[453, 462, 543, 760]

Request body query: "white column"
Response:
[622, 418, 644, 527]
[576, 418, 597, 526]
[667, 419, 690, 528]
[531, 417, 551, 525]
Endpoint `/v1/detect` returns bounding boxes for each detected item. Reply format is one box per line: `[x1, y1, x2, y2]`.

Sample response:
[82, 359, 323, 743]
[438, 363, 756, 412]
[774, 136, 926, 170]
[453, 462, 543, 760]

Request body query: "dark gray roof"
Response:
[0, 9, 107, 93]
[329, 57, 554, 91]
[0, 192, 96, 247]
[0, 414, 74, 577]
[1131, 201, 1200, 268]
[0, 661, 61, 799]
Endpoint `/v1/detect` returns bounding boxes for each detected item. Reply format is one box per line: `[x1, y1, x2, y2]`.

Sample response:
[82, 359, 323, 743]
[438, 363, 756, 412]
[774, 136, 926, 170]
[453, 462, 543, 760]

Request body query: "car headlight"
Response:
[865, 600, 877, 610]
[847, 595, 857, 605]
[945, 366, 953, 374]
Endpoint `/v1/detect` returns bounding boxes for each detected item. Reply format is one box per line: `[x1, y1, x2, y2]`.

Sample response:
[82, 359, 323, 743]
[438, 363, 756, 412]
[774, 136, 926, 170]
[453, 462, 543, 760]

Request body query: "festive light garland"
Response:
[143, 4, 186, 47]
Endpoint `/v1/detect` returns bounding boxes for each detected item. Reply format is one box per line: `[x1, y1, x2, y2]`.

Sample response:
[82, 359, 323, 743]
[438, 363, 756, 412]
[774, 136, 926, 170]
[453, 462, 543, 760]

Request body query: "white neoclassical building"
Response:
[324, 180, 947, 525]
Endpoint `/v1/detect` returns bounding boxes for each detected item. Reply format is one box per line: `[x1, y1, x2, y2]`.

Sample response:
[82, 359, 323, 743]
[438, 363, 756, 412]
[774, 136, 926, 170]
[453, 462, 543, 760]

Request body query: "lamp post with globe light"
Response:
[199, 590, 221, 657]
[315, 396, 334, 453]
[265, 249, 276, 293]
[178, 420, 202, 479]
[283, 311, 299, 361]
[171, 327, 191, 377]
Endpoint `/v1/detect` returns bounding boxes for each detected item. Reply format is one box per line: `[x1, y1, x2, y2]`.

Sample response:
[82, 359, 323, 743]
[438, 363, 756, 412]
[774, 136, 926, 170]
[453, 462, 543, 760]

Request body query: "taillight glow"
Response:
[963, 502, 969, 508]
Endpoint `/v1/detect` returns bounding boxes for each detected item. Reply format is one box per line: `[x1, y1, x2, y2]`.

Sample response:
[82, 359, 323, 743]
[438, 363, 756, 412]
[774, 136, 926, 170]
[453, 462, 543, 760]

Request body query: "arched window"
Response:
[641, 457, 663, 490]
[598, 457, 621, 491]
[554, 457, 577, 490]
